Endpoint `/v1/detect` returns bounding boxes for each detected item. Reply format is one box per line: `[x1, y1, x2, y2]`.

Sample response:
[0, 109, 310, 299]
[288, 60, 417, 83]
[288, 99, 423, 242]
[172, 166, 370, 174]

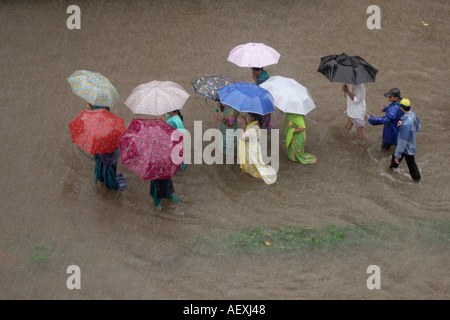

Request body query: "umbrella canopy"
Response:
[118, 118, 183, 180]
[69, 109, 126, 155]
[259, 76, 316, 115]
[317, 53, 378, 85]
[124, 81, 190, 116]
[192, 74, 234, 102]
[67, 70, 119, 108]
[217, 82, 275, 115]
[227, 42, 280, 68]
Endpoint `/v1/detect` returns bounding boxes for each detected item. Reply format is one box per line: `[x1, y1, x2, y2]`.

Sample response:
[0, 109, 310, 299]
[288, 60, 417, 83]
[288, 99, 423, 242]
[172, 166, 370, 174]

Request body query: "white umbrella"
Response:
[125, 80, 190, 116]
[259, 76, 316, 115]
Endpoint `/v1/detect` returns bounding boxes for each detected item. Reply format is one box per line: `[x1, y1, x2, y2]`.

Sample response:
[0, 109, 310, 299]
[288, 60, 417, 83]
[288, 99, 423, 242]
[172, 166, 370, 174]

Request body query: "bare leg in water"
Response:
[345, 117, 353, 132]
[356, 127, 370, 140]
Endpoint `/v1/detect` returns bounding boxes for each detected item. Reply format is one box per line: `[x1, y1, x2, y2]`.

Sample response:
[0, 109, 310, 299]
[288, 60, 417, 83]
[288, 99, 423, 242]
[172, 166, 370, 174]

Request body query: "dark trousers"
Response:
[390, 153, 421, 181]
[381, 141, 393, 150]
[150, 179, 174, 199]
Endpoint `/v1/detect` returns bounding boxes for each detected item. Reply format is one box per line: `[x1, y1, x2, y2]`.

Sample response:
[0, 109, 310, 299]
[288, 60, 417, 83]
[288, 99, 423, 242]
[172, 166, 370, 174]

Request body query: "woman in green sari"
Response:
[284, 113, 317, 164]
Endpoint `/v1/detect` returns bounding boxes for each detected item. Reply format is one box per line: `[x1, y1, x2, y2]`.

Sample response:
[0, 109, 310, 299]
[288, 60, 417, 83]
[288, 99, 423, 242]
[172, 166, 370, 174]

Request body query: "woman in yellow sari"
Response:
[238, 113, 277, 185]
[284, 113, 317, 164]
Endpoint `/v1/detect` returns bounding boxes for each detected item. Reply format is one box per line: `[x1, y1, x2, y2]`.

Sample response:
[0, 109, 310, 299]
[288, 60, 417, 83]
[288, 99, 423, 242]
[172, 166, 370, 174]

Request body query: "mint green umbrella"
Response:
[67, 70, 119, 107]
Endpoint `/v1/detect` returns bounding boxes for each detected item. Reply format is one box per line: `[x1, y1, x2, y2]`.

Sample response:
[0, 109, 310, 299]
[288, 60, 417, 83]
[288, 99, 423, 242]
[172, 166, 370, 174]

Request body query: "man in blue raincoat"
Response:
[389, 98, 421, 181]
[367, 88, 404, 149]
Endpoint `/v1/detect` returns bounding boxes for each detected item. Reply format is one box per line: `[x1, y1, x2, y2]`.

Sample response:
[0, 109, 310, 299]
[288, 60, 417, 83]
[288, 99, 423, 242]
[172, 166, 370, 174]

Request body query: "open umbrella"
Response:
[227, 42, 280, 68]
[317, 53, 378, 85]
[124, 81, 190, 116]
[67, 70, 119, 107]
[259, 76, 316, 115]
[118, 118, 183, 180]
[192, 74, 234, 102]
[217, 82, 275, 115]
[69, 109, 126, 155]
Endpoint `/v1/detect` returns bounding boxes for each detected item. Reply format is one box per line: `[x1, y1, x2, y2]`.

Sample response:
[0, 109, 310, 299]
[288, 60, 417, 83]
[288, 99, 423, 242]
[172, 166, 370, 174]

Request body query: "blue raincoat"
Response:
[368, 101, 404, 146]
[394, 110, 421, 159]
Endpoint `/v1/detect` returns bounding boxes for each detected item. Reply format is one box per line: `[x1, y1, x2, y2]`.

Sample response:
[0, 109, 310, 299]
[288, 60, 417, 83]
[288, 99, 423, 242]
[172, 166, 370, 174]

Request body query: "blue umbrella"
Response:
[217, 82, 275, 115]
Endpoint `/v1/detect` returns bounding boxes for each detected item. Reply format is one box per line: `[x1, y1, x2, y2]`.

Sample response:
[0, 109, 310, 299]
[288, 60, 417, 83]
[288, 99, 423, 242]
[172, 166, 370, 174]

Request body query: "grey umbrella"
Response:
[317, 53, 378, 85]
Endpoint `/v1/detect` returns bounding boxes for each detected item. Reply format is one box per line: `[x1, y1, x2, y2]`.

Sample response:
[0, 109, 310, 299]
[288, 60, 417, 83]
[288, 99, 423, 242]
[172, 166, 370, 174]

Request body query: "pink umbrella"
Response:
[227, 42, 281, 68]
[118, 118, 184, 180]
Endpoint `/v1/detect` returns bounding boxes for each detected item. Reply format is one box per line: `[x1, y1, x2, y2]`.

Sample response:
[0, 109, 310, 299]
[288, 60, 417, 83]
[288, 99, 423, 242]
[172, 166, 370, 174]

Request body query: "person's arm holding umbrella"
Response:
[239, 113, 248, 129]
[342, 84, 355, 101]
[212, 103, 235, 127]
[252, 68, 261, 84]
[213, 115, 236, 128]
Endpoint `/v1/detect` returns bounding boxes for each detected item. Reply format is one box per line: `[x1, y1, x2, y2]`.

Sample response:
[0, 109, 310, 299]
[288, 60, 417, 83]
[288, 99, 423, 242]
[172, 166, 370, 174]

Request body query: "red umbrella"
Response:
[118, 118, 184, 180]
[69, 109, 126, 155]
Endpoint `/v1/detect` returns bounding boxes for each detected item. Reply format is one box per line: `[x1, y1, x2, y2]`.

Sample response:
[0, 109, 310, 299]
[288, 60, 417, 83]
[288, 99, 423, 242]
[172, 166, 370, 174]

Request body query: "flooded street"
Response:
[0, 0, 449, 299]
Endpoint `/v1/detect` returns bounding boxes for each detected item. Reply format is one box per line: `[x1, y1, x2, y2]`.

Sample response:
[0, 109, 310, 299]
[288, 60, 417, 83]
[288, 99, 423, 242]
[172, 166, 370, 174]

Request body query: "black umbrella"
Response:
[317, 53, 378, 85]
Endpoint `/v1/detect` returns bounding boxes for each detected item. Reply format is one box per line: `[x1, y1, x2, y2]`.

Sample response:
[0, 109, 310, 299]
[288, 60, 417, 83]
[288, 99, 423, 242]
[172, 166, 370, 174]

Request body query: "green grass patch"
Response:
[28, 242, 53, 263]
[194, 220, 450, 255]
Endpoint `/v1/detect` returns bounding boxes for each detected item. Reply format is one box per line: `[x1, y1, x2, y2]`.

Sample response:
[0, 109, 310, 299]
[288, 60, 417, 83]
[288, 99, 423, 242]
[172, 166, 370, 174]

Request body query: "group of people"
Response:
[85, 67, 422, 210]
[343, 84, 421, 181]
[212, 69, 421, 184]
[85, 103, 185, 208]
[212, 67, 318, 186]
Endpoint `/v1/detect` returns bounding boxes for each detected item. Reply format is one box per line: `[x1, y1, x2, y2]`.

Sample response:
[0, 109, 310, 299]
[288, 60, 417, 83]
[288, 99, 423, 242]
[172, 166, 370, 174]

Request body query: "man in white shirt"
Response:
[343, 83, 369, 140]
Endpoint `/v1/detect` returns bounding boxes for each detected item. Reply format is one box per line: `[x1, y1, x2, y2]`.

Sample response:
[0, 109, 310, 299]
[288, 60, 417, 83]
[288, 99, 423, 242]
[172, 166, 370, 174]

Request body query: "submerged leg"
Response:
[150, 180, 161, 208]
[405, 155, 421, 181]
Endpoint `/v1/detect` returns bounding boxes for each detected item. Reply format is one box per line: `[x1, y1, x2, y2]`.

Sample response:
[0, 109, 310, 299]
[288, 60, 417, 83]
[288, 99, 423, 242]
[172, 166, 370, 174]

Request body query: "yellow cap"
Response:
[400, 98, 411, 107]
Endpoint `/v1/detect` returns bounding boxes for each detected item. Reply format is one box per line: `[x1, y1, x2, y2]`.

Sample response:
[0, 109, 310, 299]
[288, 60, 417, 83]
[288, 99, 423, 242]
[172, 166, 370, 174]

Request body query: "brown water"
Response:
[1, 0, 449, 299]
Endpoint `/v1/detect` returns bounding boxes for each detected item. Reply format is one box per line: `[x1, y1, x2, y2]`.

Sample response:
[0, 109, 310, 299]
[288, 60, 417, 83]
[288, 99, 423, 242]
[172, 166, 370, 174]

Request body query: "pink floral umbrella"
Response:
[118, 118, 184, 180]
[124, 81, 190, 116]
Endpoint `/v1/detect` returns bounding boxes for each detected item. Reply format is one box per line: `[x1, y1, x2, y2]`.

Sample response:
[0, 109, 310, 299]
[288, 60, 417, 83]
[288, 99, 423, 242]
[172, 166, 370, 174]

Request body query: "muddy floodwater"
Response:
[0, 0, 449, 299]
